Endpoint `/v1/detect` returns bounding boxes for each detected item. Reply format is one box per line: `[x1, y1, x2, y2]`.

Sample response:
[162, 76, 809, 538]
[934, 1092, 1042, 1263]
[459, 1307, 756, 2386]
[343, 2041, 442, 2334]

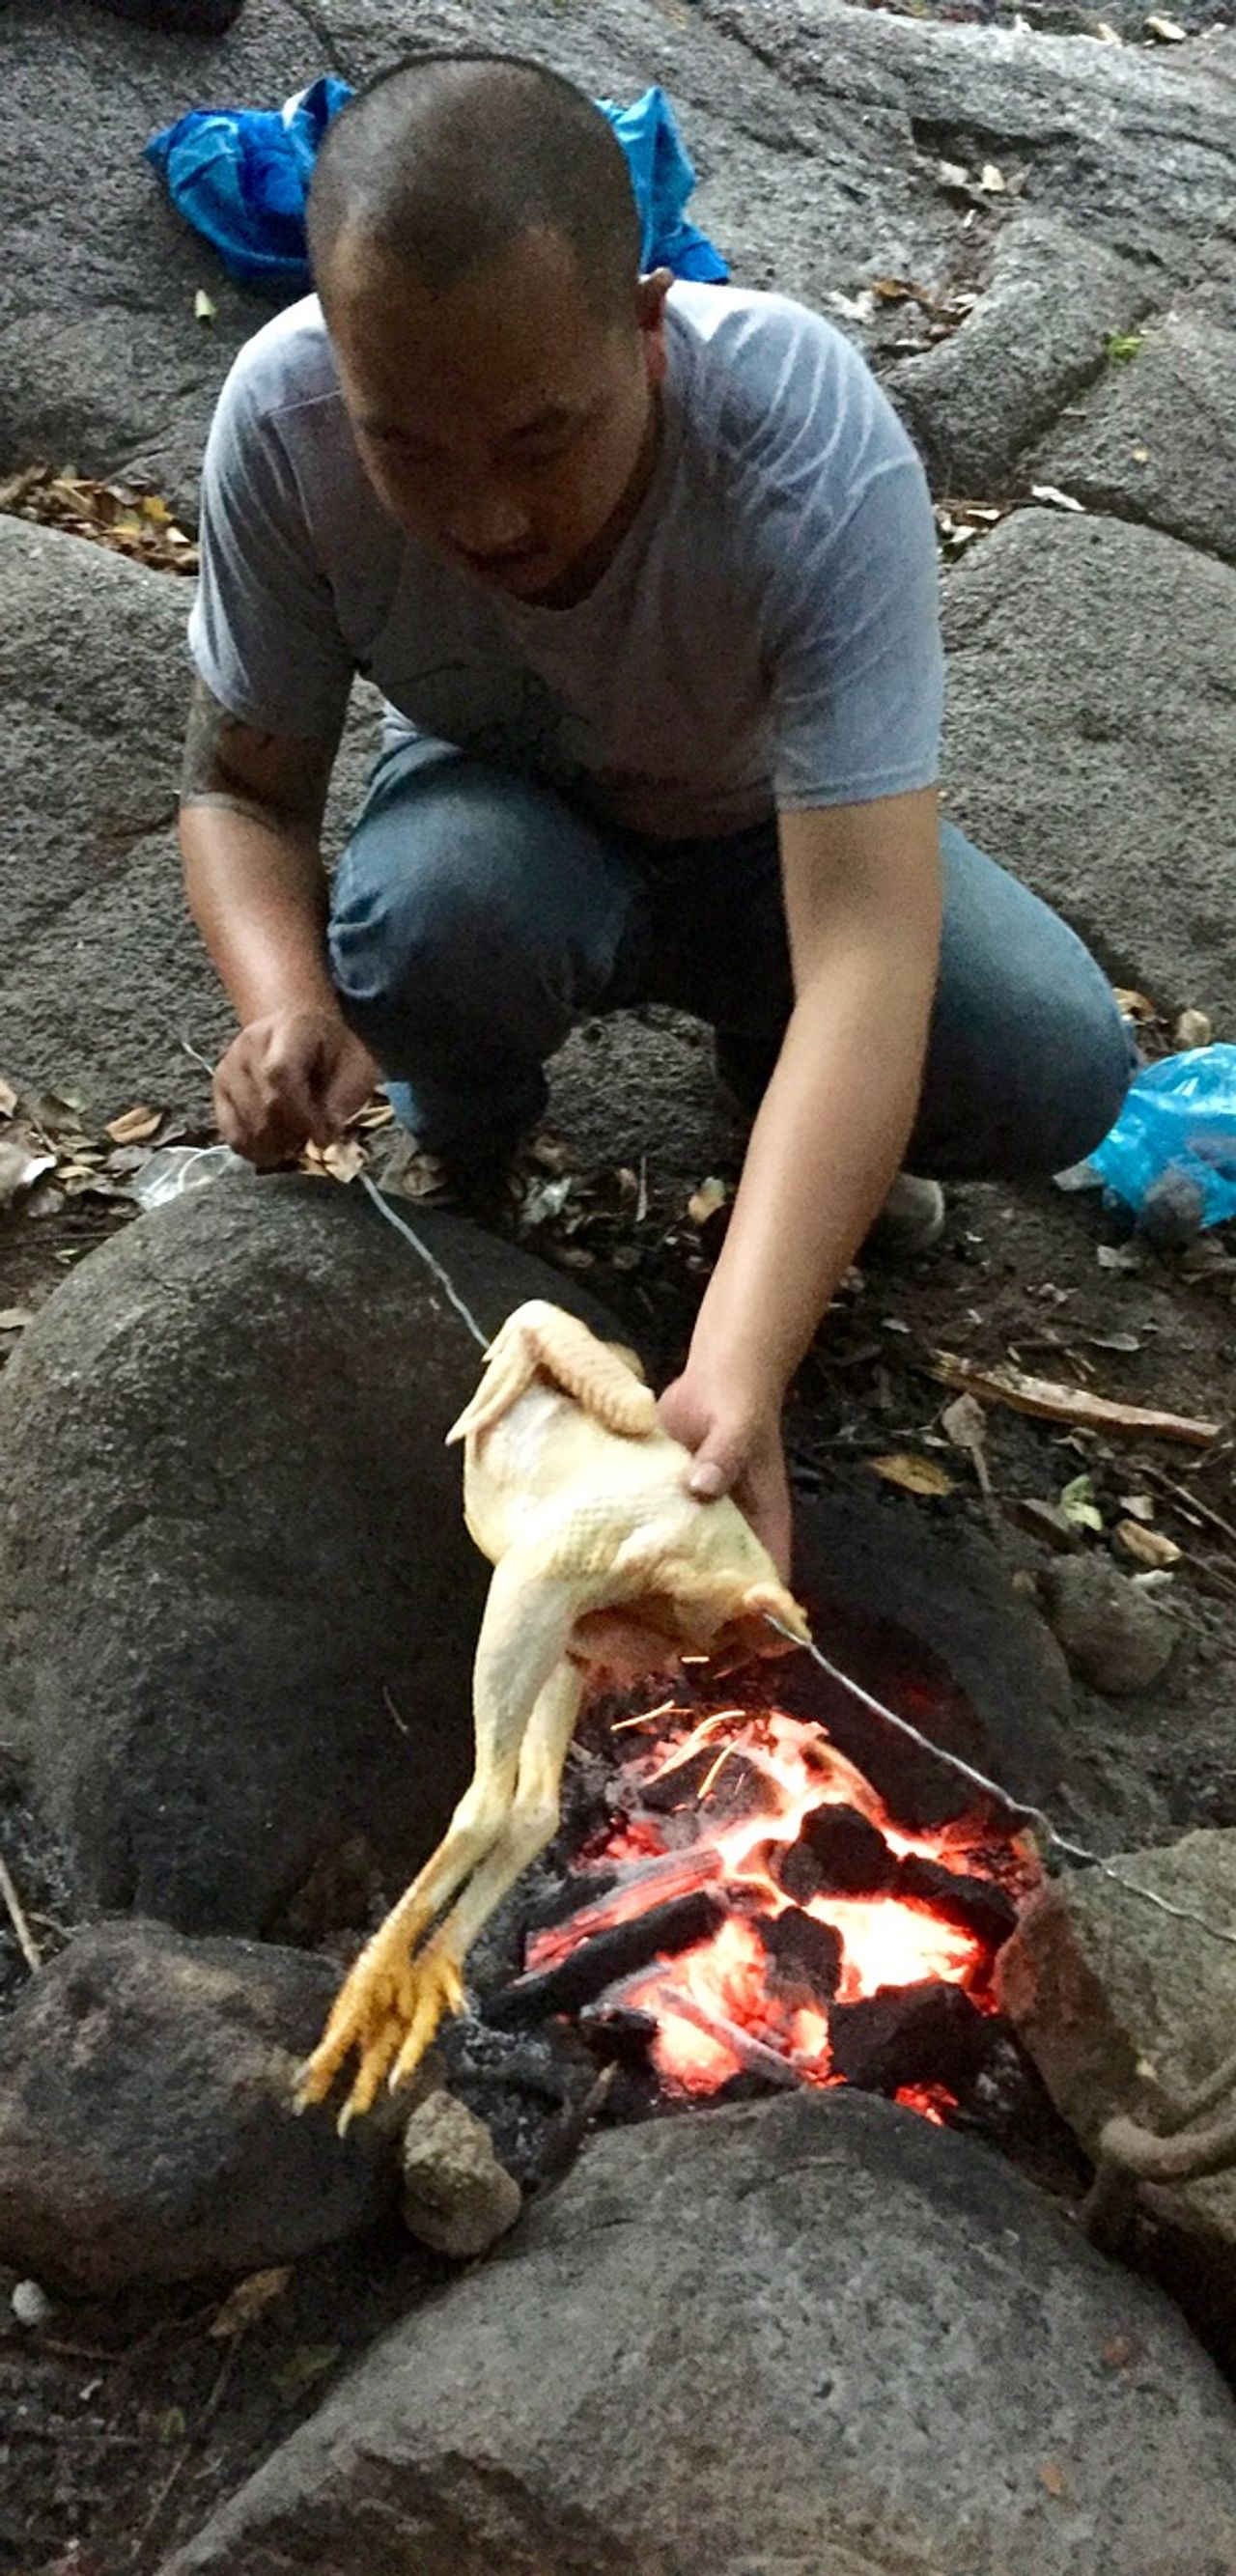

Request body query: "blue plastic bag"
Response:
[1089, 1046, 1236, 1230]
[146, 78, 727, 294]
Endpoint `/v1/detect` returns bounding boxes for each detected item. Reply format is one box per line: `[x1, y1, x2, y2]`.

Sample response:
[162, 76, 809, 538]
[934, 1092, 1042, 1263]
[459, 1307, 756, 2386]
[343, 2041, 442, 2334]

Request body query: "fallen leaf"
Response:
[0, 1079, 16, 1119]
[1093, 17, 1122, 34]
[104, 1105, 163, 1146]
[210, 2264, 293, 2340]
[1144, 11, 1187, 34]
[941, 1392, 986, 1451]
[978, 160, 1007, 192]
[1112, 988, 1158, 1021]
[321, 1137, 365, 1184]
[1174, 1007, 1213, 1050]
[1115, 1518, 1182, 1568]
[1105, 329, 1144, 364]
[1118, 1494, 1156, 1522]
[687, 1177, 728, 1226]
[0, 1307, 34, 1330]
[194, 288, 218, 322]
[1029, 483, 1085, 513]
[1131, 444, 1151, 463]
[1039, 2460, 1070, 2499]
[1085, 1330, 1141, 1355]
[869, 1453, 956, 1498]
[1060, 1473, 1105, 1533]
[270, 2341, 341, 2398]
[829, 289, 876, 324]
[1097, 1243, 1144, 1273]
[935, 1355, 1219, 1446]
[937, 159, 970, 188]
[0, 1142, 56, 1207]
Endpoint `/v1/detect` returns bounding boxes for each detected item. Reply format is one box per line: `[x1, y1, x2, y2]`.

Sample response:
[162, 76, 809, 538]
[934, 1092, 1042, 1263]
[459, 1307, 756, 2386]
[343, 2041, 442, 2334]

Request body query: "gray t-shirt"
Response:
[189, 281, 943, 841]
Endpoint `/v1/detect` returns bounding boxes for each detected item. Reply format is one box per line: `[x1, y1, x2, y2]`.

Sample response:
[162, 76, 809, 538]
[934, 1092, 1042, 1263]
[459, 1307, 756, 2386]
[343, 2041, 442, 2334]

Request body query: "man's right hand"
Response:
[213, 1006, 378, 1167]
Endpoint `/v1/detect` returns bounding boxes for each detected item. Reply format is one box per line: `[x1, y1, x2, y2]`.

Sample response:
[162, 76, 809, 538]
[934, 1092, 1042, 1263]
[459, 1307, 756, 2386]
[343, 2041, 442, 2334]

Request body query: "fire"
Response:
[525, 1691, 1028, 2109]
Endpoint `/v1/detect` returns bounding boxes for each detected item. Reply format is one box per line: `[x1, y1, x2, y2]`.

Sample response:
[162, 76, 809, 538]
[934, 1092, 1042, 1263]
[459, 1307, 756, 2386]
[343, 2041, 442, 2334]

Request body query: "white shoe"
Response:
[866, 1172, 945, 1255]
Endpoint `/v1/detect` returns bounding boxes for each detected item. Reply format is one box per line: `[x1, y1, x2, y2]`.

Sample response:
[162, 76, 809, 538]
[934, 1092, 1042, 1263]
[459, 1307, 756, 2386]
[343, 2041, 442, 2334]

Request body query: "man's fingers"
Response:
[319, 1035, 378, 1134]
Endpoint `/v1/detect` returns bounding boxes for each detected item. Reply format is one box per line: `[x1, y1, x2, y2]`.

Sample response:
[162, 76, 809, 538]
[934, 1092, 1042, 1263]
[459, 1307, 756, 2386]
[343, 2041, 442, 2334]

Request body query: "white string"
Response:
[360, 1171, 492, 1351]
[356, 1180, 1236, 1964]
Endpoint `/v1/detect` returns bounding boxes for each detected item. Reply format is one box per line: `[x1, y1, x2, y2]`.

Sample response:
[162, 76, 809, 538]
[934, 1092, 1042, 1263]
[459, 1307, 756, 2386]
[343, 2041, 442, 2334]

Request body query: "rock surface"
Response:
[1039, 1554, 1177, 1694]
[1032, 310, 1236, 565]
[160, 2087, 1236, 2576]
[0, 1174, 616, 1934]
[0, 1918, 396, 2293]
[998, 1828, 1236, 2253]
[941, 508, 1236, 1021]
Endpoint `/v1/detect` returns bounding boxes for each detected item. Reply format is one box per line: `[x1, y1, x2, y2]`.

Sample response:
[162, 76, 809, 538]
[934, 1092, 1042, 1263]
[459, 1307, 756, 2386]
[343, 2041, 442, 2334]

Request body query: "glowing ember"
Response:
[526, 1694, 1032, 2110]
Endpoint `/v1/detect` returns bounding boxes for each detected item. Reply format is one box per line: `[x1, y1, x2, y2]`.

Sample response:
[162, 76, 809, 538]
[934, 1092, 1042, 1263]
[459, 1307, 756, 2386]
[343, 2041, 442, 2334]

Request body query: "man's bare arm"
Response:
[180, 680, 377, 1162]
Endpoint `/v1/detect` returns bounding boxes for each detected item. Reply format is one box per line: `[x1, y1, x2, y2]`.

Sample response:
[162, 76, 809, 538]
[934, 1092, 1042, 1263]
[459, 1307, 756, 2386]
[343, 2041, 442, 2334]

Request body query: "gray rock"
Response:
[0, 517, 382, 1123]
[791, 1479, 1071, 1816]
[160, 2087, 1236, 2576]
[1032, 309, 1236, 563]
[998, 1827, 1236, 2254]
[887, 213, 1151, 494]
[941, 508, 1236, 1022]
[401, 2088, 522, 2258]
[0, 1918, 396, 2293]
[0, 1173, 617, 1934]
[1040, 1554, 1177, 1694]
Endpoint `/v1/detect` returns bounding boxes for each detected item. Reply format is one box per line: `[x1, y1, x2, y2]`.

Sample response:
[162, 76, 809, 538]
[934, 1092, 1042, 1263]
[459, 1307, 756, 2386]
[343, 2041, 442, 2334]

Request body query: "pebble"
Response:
[12, 2276, 55, 2328]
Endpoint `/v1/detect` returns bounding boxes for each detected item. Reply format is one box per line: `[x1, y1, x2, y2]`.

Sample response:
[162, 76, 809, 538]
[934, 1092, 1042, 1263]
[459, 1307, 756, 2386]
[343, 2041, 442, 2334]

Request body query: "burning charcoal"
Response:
[891, 1854, 1016, 1950]
[579, 2005, 660, 2070]
[829, 1980, 992, 2097]
[522, 1867, 623, 1933]
[639, 1749, 771, 1819]
[756, 1908, 844, 2009]
[485, 1889, 726, 2027]
[776, 1804, 896, 1904]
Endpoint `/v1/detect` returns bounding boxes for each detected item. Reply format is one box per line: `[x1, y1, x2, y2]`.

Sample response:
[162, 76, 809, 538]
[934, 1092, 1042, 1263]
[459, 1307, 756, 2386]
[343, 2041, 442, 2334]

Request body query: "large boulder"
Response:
[941, 507, 1236, 1022]
[0, 515, 381, 1123]
[0, 1174, 616, 1934]
[1031, 309, 1236, 565]
[160, 2087, 1236, 2576]
[0, 1918, 399, 2294]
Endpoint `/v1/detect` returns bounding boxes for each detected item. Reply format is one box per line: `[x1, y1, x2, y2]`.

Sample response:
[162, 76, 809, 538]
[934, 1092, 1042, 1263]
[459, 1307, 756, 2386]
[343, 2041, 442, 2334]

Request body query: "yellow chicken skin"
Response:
[295, 1301, 811, 2128]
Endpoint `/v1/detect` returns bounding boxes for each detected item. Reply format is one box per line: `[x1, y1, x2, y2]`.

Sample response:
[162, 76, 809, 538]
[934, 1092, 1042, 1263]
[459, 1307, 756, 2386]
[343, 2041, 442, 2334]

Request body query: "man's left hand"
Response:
[657, 1367, 793, 1578]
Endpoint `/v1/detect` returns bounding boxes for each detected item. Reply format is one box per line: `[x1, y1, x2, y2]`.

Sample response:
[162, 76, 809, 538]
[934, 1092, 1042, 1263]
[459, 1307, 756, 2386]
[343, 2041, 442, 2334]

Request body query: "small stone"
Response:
[11, 2277, 55, 2328]
[402, 2088, 522, 2259]
[1040, 1556, 1176, 1694]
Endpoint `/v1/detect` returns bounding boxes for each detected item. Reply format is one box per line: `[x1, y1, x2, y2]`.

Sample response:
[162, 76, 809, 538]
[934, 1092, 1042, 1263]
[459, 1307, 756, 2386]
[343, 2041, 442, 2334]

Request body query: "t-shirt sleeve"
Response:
[751, 318, 944, 811]
[187, 352, 355, 743]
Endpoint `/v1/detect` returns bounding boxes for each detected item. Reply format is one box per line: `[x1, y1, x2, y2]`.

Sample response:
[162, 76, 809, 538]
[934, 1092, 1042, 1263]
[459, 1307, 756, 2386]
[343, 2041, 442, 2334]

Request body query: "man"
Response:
[180, 49, 1132, 1574]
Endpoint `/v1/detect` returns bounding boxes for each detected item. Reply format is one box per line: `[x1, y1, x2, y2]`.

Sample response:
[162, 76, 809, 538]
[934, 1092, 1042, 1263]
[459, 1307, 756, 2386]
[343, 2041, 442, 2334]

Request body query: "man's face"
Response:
[326, 224, 668, 602]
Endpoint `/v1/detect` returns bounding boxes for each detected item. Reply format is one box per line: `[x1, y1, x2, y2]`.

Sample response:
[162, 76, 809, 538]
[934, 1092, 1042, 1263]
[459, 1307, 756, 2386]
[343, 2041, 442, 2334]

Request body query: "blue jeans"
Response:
[327, 736, 1134, 1177]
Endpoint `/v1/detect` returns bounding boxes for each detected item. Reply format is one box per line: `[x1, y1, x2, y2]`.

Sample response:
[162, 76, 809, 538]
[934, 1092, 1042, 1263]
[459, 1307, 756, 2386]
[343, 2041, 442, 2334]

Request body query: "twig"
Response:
[176, 1032, 217, 1081]
[935, 1355, 1220, 1447]
[1138, 1464, 1236, 1555]
[0, 1851, 41, 1971]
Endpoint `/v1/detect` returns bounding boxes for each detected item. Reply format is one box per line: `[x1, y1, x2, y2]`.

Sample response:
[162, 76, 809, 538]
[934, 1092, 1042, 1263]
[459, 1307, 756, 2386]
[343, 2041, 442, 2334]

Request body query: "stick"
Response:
[935, 1356, 1220, 1447]
[1139, 1465, 1236, 1554]
[0, 1852, 40, 1971]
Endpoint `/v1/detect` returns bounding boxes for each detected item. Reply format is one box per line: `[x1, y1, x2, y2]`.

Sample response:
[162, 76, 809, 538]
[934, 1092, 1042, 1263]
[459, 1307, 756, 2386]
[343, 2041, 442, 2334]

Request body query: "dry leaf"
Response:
[1039, 2460, 1069, 2498]
[1060, 1473, 1105, 1533]
[1112, 988, 1158, 1022]
[209, 2264, 293, 2340]
[104, 1105, 163, 1146]
[0, 1307, 34, 1330]
[938, 158, 969, 187]
[935, 1355, 1219, 1447]
[1085, 1330, 1140, 1355]
[194, 288, 217, 322]
[978, 161, 1007, 192]
[869, 1453, 956, 1498]
[1174, 1007, 1213, 1050]
[941, 1392, 986, 1451]
[321, 1137, 365, 1184]
[1115, 1518, 1182, 1569]
[1096, 1243, 1143, 1274]
[1131, 444, 1151, 463]
[687, 1177, 728, 1226]
[1118, 1494, 1156, 1522]
[1144, 12, 1187, 34]
[1029, 484, 1085, 514]
[0, 1079, 16, 1120]
[0, 1142, 56, 1207]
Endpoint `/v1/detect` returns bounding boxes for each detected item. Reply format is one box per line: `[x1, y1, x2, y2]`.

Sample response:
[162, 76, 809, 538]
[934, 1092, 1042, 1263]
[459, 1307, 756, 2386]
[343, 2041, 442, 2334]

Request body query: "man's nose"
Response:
[445, 482, 535, 558]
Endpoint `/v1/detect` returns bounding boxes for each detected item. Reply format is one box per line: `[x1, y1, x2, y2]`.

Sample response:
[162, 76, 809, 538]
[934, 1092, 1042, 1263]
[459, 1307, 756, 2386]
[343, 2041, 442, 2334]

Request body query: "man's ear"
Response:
[635, 266, 673, 381]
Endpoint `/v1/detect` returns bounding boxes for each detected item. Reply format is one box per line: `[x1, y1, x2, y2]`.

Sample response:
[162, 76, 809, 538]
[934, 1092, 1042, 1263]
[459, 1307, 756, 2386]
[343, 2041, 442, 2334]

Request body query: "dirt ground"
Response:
[1, 1042, 1235, 2572]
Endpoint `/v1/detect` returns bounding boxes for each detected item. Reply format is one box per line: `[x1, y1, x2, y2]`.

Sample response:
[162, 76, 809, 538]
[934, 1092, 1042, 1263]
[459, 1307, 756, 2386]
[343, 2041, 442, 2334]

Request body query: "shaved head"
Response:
[307, 51, 642, 316]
